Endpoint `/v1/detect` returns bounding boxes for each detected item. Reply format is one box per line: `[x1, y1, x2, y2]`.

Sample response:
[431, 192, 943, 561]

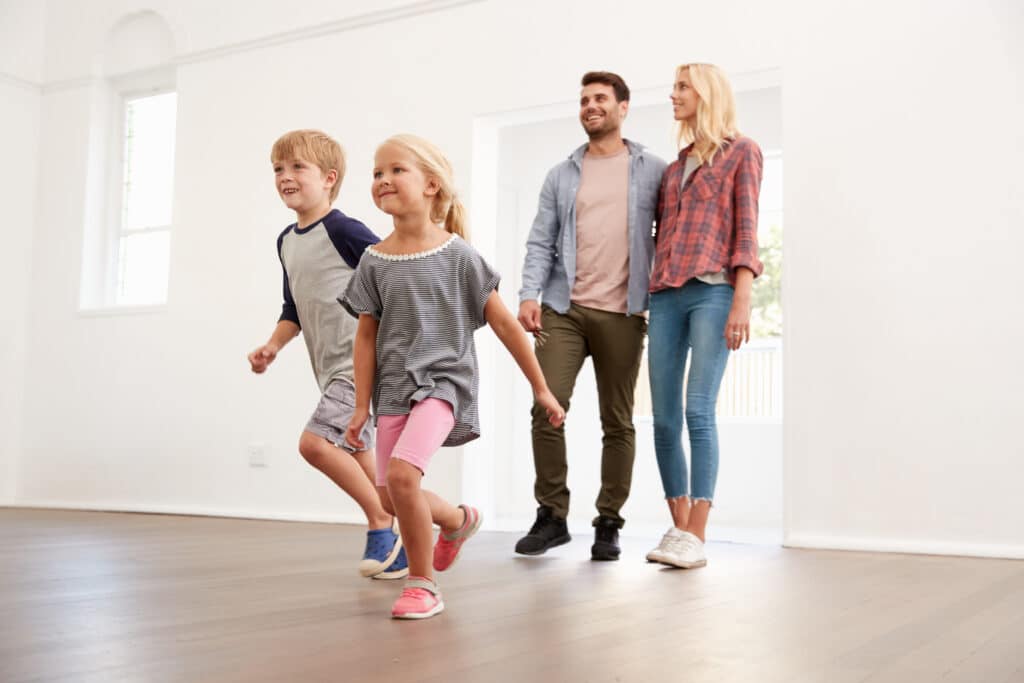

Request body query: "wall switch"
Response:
[247, 443, 267, 468]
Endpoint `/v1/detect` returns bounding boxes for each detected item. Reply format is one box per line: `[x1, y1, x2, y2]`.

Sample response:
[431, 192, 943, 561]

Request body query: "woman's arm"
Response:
[725, 267, 754, 350]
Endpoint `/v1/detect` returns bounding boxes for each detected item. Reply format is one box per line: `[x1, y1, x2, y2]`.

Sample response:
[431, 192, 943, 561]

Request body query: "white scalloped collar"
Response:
[366, 233, 458, 261]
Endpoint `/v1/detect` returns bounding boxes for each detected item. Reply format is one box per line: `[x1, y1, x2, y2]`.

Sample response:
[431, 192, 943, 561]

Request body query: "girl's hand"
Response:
[724, 299, 751, 351]
[535, 389, 565, 427]
[345, 407, 370, 450]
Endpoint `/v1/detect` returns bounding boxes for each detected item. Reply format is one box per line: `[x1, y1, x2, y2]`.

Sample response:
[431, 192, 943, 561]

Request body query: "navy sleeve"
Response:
[276, 229, 300, 327]
[324, 213, 381, 269]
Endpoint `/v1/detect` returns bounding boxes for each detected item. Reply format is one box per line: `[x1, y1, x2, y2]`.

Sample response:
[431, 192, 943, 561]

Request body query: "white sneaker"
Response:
[658, 530, 707, 569]
[646, 527, 686, 563]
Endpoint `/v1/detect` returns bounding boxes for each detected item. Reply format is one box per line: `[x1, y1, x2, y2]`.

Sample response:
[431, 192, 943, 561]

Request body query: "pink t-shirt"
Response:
[571, 147, 630, 313]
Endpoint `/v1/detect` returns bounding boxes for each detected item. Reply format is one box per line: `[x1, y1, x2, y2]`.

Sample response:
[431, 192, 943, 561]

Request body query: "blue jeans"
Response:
[648, 281, 733, 501]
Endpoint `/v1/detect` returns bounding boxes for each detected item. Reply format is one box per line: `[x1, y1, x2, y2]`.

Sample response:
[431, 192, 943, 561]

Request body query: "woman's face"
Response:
[670, 68, 699, 124]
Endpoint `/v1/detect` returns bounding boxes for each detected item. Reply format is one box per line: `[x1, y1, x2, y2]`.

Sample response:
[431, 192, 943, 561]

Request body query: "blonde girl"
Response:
[342, 134, 564, 619]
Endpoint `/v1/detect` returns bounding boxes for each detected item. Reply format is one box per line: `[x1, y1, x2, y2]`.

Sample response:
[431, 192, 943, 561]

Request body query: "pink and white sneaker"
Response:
[433, 504, 482, 572]
[391, 576, 444, 620]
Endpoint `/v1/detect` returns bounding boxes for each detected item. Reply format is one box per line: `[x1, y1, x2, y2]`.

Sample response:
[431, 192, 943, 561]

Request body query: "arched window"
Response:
[80, 11, 178, 309]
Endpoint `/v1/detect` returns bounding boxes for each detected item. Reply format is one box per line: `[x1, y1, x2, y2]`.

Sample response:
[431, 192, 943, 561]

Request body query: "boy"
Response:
[248, 129, 406, 579]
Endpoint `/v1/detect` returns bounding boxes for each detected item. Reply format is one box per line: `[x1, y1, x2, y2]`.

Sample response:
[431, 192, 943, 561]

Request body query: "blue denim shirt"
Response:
[518, 140, 667, 316]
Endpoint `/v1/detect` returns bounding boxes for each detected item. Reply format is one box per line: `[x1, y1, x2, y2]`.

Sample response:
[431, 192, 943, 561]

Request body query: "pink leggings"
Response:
[375, 398, 455, 486]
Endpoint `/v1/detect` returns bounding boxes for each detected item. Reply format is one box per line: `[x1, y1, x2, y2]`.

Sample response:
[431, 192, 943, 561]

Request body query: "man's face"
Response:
[579, 82, 628, 139]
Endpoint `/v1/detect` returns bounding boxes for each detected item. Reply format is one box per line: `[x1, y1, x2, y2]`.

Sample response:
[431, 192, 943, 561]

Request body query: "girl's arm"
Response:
[346, 313, 379, 449]
[484, 291, 565, 427]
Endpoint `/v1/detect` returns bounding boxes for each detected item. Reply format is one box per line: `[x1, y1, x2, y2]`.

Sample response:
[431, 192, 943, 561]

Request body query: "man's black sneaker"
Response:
[515, 505, 571, 555]
[591, 515, 621, 561]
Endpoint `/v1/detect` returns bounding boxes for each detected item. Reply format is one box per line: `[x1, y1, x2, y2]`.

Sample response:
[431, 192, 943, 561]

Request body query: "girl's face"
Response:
[670, 69, 699, 124]
[371, 143, 437, 217]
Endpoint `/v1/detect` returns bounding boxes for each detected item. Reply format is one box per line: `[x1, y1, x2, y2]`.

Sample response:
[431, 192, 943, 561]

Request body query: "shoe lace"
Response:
[528, 512, 553, 536]
[399, 587, 429, 601]
[667, 533, 694, 553]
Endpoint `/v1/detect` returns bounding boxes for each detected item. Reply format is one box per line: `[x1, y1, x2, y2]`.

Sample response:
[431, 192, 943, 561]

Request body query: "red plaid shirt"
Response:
[650, 136, 764, 292]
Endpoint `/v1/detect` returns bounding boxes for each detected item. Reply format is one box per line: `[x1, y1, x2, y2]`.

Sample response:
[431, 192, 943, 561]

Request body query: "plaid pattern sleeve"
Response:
[650, 136, 764, 292]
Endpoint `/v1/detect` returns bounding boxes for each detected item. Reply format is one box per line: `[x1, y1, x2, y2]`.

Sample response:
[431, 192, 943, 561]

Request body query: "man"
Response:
[516, 71, 666, 561]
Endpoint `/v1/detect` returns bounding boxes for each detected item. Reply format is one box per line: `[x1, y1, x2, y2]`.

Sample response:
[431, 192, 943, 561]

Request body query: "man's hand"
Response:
[517, 300, 542, 333]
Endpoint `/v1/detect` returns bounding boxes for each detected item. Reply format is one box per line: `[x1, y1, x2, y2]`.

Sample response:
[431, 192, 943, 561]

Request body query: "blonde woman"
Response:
[645, 64, 764, 568]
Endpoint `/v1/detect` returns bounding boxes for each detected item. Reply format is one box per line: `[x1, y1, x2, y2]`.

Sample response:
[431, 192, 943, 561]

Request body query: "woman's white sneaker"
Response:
[646, 527, 686, 563]
[658, 530, 707, 569]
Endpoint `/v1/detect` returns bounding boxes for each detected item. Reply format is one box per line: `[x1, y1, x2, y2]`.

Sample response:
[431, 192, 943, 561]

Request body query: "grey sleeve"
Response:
[517, 167, 560, 305]
[462, 248, 501, 329]
[339, 260, 382, 320]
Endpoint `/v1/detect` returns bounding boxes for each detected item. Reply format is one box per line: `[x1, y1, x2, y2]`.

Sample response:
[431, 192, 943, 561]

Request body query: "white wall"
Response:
[781, 0, 1024, 558]
[6, 0, 1023, 556]
[0, 1, 45, 505]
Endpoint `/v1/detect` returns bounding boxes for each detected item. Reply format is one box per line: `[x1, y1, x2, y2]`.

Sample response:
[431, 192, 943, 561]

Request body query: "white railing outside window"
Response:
[634, 337, 783, 421]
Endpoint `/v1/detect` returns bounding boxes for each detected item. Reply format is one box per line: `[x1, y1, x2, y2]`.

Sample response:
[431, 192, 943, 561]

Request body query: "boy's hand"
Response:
[345, 407, 370, 450]
[248, 343, 280, 373]
[535, 389, 565, 427]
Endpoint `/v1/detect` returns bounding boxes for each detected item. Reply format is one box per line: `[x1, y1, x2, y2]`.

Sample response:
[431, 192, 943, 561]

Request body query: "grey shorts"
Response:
[304, 380, 375, 453]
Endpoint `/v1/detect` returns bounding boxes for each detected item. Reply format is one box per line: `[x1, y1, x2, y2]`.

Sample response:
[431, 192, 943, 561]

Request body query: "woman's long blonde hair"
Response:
[380, 134, 467, 239]
[674, 63, 740, 166]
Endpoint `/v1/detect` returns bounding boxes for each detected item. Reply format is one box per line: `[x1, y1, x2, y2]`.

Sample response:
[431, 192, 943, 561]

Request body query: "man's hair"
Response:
[270, 129, 345, 202]
[581, 71, 630, 102]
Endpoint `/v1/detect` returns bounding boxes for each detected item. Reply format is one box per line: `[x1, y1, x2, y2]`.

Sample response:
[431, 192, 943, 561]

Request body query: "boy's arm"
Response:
[250, 230, 301, 374]
[484, 291, 564, 427]
[248, 320, 299, 373]
[345, 314, 379, 450]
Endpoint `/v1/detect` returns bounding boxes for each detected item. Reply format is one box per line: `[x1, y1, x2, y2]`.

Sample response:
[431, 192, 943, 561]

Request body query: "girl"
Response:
[341, 134, 564, 619]
[646, 64, 764, 569]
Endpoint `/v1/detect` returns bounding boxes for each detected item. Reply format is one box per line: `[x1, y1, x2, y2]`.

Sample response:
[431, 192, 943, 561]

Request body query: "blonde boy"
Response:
[248, 129, 405, 579]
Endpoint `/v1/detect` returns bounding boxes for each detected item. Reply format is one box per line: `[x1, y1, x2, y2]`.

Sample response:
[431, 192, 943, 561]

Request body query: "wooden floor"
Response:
[2, 510, 1023, 683]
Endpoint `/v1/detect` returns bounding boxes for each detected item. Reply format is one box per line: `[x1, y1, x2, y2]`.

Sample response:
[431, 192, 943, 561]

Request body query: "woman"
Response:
[646, 63, 763, 568]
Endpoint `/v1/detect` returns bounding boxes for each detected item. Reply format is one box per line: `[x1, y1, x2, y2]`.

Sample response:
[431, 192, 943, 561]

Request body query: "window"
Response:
[114, 91, 177, 306]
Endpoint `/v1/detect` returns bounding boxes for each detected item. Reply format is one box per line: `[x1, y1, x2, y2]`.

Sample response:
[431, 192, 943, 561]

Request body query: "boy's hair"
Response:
[581, 71, 630, 102]
[380, 134, 467, 239]
[270, 129, 345, 202]
[673, 63, 740, 166]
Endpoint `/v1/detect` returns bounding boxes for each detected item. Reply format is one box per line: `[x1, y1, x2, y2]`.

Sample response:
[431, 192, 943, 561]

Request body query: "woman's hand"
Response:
[725, 268, 755, 351]
[535, 388, 565, 427]
[345, 407, 371, 450]
[724, 298, 751, 351]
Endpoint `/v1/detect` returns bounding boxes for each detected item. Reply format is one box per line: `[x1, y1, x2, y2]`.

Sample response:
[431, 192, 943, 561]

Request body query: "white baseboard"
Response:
[784, 533, 1024, 560]
[489, 516, 783, 546]
[2, 500, 367, 527]
[10, 503, 1019, 559]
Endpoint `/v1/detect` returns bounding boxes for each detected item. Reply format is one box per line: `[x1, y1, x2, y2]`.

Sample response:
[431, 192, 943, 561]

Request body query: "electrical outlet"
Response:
[247, 443, 267, 468]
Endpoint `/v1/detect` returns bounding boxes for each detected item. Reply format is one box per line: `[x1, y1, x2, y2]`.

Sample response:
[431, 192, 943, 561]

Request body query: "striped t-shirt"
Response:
[339, 234, 500, 447]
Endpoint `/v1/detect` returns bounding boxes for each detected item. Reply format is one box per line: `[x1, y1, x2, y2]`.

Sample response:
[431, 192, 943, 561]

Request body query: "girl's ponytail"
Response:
[444, 196, 468, 239]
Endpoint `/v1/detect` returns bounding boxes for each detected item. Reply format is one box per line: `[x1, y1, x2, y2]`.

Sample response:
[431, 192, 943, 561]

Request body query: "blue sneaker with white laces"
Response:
[359, 518, 403, 578]
[372, 546, 408, 580]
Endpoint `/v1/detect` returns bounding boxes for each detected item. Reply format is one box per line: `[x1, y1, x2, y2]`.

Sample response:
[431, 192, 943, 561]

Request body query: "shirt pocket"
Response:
[690, 170, 722, 202]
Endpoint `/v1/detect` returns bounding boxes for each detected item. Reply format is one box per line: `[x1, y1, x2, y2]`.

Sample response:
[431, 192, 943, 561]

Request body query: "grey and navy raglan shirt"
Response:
[277, 209, 380, 393]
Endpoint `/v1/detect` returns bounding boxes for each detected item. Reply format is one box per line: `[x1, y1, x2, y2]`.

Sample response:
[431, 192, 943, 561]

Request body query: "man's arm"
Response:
[517, 168, 561, 332]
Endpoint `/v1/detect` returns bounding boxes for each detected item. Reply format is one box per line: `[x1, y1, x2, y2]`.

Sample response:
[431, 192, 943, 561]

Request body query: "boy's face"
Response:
[273, 156, 337, 215]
